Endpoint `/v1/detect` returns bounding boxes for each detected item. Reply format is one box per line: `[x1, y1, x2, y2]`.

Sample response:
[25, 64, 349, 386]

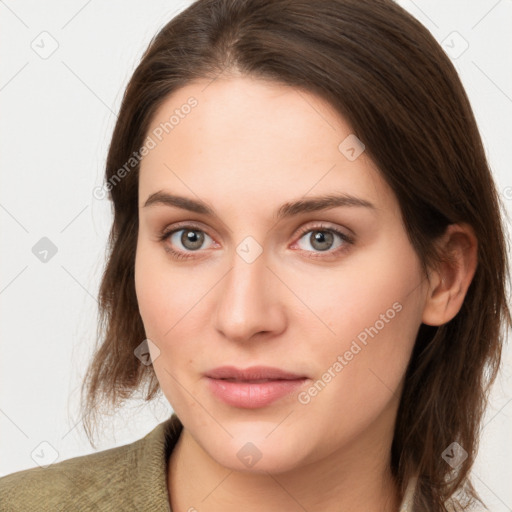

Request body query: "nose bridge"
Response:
[214, 237, 284, 342]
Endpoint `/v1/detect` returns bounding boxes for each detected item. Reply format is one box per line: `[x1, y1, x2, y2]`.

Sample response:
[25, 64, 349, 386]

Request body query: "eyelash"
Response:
[157, 222, 354, 261]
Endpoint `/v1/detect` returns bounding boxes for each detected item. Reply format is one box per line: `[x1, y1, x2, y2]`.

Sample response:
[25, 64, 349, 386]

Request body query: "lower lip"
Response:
[205, 377, 308, 409]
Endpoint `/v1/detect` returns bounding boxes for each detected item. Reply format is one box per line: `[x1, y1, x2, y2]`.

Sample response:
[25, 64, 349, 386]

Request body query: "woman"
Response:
[1, 0, 510, 510]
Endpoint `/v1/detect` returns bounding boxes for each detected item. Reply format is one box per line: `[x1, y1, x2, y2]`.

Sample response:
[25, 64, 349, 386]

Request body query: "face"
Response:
[135, 75, 429, 473]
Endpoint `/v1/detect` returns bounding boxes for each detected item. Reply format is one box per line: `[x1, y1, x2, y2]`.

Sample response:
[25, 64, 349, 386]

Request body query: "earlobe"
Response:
[421, 223, 478, 327]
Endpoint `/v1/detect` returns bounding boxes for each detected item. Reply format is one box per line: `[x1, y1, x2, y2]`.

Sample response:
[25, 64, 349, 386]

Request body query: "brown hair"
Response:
[80, 0, 511, 509]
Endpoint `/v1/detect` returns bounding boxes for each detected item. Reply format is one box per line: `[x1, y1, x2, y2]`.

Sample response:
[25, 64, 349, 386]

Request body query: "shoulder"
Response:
[445, 495, 490, 512]
[445, 498, 490, 511]
[401, 474, 490, 512]
[0, 438, 138, 512]
[444, 480, 491, 512]
[0, 415, 180, 512]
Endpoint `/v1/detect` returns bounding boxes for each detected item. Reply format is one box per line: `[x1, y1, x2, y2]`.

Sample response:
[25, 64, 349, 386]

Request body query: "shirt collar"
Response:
[131, 412, 182, 511]
[399, 473, 418, 511]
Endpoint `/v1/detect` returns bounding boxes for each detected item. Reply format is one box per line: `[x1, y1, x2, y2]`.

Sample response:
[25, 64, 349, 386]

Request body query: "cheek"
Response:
[135, 242, 182, 357]
[134, 244, 200, 407]
[134, 245, 163, 334]
[135, 240, 185, 329]
[291, 241, 423, 353]
[298, 240, 424, 391]
[134, 242, 210, 361]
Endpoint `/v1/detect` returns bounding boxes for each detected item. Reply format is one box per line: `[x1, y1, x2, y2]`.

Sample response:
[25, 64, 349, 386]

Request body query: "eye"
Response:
[292, 223, 354, 258]
[158, 222, 354, 261]
[158, 225, 215, 260]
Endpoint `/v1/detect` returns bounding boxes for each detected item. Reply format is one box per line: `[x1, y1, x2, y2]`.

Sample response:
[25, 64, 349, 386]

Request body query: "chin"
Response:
[202, 431, 309, 475]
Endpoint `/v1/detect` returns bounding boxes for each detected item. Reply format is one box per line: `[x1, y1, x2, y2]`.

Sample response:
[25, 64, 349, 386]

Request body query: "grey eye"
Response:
[296, 230, 345, 252]
[170, 229, 212, 251]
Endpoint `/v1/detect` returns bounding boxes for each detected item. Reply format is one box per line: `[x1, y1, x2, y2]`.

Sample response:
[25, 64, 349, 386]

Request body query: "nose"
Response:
[214, 246, 287, 344]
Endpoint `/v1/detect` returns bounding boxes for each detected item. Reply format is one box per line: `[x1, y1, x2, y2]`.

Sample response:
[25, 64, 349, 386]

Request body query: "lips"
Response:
[205, 365, 306, 381]
[204, 365, 309, 408]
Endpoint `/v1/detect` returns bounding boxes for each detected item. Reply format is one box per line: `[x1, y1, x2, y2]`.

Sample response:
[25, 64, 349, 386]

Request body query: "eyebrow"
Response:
[142, 191, 377, 220]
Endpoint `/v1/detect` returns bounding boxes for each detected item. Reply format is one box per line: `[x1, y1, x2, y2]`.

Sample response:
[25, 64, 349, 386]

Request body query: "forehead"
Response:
[145, 75, 348, 155]
[138, 76, 396, 217]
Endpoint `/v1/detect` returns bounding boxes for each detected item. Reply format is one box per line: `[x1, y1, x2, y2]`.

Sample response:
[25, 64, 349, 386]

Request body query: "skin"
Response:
[134, 75, 478, 512]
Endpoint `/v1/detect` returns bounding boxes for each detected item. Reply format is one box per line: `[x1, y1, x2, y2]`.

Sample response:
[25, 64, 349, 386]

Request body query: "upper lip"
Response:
[205, 365, 306, 381]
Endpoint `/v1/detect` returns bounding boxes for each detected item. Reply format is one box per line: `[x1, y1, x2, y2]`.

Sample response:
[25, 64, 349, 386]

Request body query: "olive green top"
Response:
[0, 413, 484, 511]
[0, 413, 182, 511]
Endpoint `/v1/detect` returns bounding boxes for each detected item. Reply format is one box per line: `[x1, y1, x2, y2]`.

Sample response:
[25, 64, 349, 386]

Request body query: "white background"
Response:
[1, 0, 511, 510]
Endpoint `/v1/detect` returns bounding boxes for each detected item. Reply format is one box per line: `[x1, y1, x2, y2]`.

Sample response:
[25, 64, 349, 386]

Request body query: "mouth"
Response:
[204, 365, 309, 409]
[205, 365, 307, 381]
[220, 378, 286, 383]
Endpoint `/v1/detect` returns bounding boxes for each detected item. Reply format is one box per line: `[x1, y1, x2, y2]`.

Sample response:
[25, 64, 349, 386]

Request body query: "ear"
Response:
[422, 223, 478, 326]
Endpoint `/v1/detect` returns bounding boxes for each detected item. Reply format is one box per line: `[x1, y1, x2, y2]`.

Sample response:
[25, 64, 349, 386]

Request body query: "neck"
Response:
[167, 412, 401, 511]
